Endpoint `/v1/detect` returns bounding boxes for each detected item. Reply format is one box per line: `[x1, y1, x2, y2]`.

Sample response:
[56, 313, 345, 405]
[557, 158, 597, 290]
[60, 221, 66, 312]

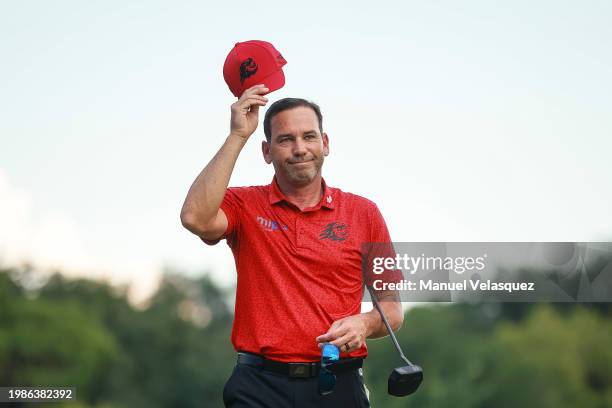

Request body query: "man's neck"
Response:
[276, 175, 324, 211]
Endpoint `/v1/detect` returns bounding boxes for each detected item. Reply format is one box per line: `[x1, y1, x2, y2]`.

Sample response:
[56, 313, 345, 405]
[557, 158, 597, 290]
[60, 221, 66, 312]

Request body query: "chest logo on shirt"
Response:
[256, 216, 289, 232]
[319, 222, 349, 241]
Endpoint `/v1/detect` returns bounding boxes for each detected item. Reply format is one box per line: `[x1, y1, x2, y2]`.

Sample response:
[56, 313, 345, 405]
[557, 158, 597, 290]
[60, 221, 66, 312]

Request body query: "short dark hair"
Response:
[263, 98, 323, 143]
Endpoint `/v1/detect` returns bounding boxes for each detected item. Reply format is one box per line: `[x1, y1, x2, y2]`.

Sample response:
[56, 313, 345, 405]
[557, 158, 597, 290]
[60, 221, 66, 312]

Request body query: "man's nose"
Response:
[292, 137, 308, 156]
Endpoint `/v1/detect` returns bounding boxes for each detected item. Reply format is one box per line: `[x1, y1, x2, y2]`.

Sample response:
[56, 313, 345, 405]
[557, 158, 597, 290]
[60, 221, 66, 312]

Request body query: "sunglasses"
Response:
[318, 344, 339, 396]
[318, 363, 336, 395]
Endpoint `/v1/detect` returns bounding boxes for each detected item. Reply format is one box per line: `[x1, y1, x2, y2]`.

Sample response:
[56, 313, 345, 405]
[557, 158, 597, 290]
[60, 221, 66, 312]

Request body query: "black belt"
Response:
[237, 352, 363, 378]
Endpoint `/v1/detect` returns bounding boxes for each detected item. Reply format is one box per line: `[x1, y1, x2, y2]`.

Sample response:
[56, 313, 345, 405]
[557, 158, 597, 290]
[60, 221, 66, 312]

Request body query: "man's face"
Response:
[263, 106, 329, 187]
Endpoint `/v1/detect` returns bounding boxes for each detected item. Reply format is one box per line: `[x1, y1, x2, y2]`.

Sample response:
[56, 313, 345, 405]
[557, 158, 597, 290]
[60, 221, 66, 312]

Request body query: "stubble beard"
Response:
[275, 155, 325, 187]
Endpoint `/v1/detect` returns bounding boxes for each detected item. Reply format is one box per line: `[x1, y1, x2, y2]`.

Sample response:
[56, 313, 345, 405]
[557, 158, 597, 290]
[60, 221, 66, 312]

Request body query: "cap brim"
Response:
[260, 69, 285, 95]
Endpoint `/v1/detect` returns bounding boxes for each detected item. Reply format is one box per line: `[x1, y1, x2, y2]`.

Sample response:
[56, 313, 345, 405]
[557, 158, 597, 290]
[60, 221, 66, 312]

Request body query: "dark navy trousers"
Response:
[223, 363, 371, 407]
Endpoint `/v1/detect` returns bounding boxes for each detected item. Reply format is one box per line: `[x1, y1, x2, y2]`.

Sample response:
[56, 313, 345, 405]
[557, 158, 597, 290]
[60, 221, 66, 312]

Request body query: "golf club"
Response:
[367, 285, 423, 397]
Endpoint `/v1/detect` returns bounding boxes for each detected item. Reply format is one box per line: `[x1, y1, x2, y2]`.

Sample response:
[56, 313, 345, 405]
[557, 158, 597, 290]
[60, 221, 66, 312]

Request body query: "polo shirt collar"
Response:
[269, 176, 335, 210]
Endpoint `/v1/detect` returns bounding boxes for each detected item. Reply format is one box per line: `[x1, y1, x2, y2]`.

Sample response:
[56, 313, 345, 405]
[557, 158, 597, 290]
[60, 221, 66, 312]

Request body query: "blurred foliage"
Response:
[365, 303, 612, 408]
[1, 264, 611, 407]
[0, 266, 233, 408]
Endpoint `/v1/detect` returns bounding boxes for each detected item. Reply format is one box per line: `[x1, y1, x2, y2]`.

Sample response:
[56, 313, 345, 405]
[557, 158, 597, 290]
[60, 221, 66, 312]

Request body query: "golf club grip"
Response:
[367, 285, 414, 367]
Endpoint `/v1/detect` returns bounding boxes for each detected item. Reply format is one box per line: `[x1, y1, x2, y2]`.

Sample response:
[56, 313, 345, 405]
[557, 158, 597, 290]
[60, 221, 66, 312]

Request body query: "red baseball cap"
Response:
[223, 40, 287, 98]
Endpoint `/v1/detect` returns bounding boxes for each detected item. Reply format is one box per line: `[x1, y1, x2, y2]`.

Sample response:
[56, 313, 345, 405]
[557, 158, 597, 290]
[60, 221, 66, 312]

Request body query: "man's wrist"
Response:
[228, 132, 250, 145]
[362, 310, 380, 338]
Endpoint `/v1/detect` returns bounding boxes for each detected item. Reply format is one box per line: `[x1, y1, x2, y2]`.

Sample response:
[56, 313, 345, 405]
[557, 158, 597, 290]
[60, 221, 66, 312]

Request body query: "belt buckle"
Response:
[288, 363, 312, 378]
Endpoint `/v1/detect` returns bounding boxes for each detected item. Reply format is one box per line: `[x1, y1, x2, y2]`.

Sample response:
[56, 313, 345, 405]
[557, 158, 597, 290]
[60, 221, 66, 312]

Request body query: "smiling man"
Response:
[180, 84, 403, 407]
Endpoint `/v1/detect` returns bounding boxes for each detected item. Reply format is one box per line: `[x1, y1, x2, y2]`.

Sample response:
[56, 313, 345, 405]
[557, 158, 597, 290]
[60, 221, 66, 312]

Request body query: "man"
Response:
[181, 84, 403, 407]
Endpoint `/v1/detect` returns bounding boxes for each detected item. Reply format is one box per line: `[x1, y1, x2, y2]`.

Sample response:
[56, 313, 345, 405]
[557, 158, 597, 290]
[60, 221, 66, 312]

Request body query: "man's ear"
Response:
[322, 132, 330, 157]
[262, 140, 272, 164]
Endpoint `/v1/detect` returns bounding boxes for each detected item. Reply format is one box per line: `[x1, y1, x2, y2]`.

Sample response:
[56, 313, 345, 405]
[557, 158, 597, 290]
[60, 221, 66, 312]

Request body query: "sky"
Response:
[1, 1, 611, 303]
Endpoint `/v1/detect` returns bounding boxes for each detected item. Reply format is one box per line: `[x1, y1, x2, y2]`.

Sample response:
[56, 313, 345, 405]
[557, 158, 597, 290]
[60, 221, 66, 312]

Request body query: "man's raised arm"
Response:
[180, 85, 269, 240]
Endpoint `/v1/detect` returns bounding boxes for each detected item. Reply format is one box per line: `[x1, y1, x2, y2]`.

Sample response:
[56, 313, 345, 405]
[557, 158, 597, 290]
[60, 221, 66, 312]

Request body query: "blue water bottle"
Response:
[322, 343, 340, 363]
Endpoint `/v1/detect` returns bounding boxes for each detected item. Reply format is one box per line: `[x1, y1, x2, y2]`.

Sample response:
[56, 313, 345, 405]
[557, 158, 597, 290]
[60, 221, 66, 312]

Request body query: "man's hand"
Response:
[230, 84, 269, 141]
[315, 291, 403, 353]
[316, 314, 370, 353]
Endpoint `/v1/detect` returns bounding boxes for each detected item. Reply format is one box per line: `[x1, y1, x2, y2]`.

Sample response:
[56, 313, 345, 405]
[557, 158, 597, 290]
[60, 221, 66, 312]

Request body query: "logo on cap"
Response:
[239, 58, 258, 85]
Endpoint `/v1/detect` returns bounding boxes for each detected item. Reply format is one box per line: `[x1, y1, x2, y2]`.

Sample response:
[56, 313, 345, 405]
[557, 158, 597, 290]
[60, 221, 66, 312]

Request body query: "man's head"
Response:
[262, 98, 329, 187]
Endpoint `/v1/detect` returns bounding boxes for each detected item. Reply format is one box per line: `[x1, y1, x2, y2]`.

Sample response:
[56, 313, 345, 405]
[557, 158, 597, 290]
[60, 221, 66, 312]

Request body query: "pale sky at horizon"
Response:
[1, 1, 611, 302]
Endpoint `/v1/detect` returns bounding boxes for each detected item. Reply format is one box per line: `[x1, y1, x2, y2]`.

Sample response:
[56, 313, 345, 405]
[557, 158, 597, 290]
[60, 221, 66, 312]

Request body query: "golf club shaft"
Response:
[367, 286, 414, 367]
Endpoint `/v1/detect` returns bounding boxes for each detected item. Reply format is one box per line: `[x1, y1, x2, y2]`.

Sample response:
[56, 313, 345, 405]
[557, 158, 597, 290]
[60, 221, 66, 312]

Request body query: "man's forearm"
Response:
[180, 133, 246, 224]
[363, 299, 403, 339]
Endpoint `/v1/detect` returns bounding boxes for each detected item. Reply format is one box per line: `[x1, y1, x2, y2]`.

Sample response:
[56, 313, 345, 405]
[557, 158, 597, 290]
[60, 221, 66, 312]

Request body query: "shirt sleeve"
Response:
[364, 203, 404, 288]
[200, 187, 244, 248]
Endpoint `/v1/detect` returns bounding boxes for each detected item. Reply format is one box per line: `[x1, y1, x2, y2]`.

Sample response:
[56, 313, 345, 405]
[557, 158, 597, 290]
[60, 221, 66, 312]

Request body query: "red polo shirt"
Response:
[203, 177, 395, 362]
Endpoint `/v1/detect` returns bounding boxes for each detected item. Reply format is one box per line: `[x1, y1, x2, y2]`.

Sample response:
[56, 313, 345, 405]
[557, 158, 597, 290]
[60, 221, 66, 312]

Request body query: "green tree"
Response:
[484, 305, 612, 408]
[0, 270, 121, 406]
